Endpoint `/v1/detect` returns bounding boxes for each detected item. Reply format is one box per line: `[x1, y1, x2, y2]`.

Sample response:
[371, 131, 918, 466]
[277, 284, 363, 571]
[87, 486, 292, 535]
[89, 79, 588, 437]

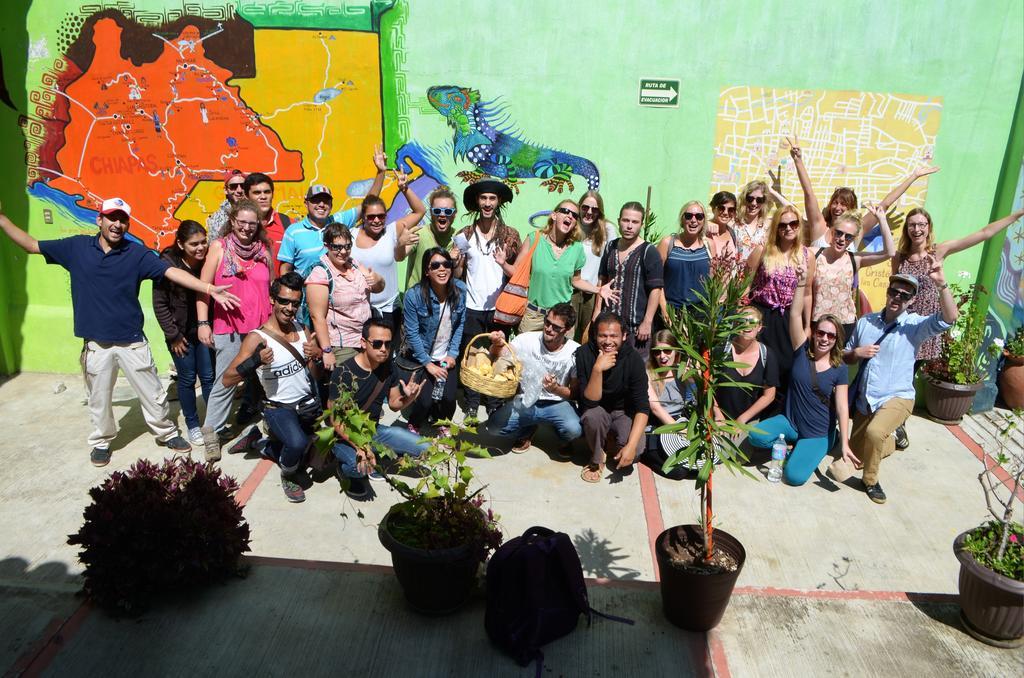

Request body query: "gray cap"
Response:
[889, 273, 919, 294]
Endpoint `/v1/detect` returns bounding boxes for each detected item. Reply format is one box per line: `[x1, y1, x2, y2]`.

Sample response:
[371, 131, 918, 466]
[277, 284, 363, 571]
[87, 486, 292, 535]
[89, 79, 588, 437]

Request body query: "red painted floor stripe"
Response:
[637, 463, 665, 582]
[234, 458, 274, 508]
[706, 630, 732, 678]
[16, 601, 93, 678]
[946, 424, 1024, 502]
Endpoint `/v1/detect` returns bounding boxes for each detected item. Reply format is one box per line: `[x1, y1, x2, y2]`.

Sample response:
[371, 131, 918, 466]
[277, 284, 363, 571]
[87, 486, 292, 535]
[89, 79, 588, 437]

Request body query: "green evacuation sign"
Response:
[639, 78, 679, 107]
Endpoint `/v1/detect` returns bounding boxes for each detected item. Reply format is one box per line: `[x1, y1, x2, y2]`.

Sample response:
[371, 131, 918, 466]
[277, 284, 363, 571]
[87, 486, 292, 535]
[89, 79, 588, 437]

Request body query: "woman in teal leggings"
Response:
[747, 265, 857, 484]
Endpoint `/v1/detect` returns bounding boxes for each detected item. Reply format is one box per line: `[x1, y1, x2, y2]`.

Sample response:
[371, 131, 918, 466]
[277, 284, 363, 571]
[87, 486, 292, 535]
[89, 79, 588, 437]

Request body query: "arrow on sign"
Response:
[641, 86, 678, 99]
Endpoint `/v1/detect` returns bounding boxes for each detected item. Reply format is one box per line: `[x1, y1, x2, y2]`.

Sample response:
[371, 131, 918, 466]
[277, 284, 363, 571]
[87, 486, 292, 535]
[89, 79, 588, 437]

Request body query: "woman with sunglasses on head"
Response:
[196, 198, 273, 460]
[787, 135, 940, 247]
[306, 224, 385, 372]
[712, 306, 779, 427]
[706, 191, 739, 260]
[658, 201, 724, 319]
[812, 205, 896, 340]
[746, 205, 814, 383]
[735, 180, 774, 260]
[574, 190, 617, 342]
[400, 247, 467, 434]
[894, 206, 1024, 364]
[641, 331, 697, 479]
[500, 199, 614, 333]
[747, 266, 855, 485]
[152, 220, 215, 445]
[351, 171, 426, 334]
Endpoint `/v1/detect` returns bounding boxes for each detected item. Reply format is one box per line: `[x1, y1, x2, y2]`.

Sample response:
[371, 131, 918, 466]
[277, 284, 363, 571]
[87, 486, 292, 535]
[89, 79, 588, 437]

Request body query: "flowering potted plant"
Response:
[953, 408, 1024, 647]
[375, 419, 503, 615]
[654, 255, 758, 631]
[922, 282, 993, 422]
[997, 325, 1024, 409]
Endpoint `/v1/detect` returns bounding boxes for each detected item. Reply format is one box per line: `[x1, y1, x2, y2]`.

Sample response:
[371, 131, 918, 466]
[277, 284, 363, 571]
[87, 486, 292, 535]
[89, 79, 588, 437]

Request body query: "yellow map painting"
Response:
[175, 28, 394, 224]
[712, 86, 943, 309]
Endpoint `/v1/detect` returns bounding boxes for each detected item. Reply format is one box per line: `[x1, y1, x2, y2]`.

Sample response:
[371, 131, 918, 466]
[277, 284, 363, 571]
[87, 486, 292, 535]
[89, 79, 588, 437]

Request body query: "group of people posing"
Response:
[3, 140, 1021, 506]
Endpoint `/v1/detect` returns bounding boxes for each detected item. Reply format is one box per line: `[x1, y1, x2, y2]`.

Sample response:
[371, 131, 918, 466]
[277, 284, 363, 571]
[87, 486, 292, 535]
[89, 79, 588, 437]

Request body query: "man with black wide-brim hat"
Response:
[454, 178, 522, 417]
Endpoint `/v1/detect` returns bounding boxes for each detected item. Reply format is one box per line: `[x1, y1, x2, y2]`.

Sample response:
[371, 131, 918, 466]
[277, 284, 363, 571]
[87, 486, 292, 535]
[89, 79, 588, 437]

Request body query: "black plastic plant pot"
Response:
[656, 524, 746, 631]
[953, 530, 1024, 648]
[378, 504, 480, 615]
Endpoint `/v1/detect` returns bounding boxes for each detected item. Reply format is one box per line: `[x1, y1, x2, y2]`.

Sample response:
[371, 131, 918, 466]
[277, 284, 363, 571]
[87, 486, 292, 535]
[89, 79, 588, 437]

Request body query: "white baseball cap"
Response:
[100, 197, 132, 217]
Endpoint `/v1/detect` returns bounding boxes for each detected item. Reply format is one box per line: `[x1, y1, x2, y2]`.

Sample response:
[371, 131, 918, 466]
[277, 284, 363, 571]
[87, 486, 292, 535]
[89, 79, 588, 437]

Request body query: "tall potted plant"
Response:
[922, 282, 993, 423]
[953, 408, 1023, 647]
[997, 326, 1024, 409]
[654, 256, 758, 631]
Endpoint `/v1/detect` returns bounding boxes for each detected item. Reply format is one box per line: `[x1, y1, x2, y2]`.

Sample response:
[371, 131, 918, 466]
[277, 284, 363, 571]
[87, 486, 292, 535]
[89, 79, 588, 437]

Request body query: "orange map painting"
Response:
[47, 18, 302, 248]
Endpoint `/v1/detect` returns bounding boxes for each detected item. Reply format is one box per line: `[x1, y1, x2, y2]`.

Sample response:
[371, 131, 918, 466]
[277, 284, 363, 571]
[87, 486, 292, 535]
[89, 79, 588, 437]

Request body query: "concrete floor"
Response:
[1, 372, 1021, 676]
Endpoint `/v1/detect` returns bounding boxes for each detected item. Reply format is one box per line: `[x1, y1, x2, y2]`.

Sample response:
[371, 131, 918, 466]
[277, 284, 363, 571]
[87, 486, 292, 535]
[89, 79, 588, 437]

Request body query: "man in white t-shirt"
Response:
[485, 303, 581, 455]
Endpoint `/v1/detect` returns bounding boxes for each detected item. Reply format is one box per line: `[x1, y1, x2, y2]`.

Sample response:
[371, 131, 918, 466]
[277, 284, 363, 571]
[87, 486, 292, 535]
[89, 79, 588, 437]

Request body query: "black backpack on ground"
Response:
[485, 526, 633, 675]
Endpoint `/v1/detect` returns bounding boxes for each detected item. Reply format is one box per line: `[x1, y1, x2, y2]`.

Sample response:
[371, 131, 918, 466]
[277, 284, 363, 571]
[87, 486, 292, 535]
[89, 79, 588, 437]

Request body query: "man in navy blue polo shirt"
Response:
[0, 198, 240, 467]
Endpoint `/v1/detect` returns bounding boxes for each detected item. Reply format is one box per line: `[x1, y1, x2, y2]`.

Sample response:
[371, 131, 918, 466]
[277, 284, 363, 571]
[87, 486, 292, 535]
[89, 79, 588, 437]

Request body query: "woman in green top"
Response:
[403, 186, 459, 287]
[499, 199, 617, 333]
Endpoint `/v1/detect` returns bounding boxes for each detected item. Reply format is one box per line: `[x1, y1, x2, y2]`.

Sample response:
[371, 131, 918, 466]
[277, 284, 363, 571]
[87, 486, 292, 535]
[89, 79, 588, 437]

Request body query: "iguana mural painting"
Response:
[427, 85, 600, 193]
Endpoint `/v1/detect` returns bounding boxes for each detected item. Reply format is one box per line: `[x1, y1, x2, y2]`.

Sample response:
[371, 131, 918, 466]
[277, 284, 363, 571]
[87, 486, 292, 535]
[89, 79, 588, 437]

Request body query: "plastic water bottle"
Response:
[768, 434, 787, 483]
[431, 369, 446, 401]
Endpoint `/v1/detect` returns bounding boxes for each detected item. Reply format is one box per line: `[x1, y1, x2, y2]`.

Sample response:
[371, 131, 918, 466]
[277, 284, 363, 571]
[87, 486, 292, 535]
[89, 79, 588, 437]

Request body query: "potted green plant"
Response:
[953, 408, 1023, 647]
[654, 256, 758, 631]
[67, 457, 251, 615]
[922, 282, 993, 423]
[374, 419, 502, 614]
[997, 326, 1024, 409]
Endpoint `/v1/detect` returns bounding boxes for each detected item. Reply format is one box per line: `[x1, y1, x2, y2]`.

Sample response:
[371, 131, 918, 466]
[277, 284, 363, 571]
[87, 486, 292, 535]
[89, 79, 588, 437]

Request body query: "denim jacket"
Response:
[402, 280, 467, 366]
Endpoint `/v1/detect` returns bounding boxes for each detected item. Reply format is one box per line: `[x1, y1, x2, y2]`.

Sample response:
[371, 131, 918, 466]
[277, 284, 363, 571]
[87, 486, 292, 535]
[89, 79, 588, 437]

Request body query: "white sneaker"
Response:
[188, 427, 204, 445]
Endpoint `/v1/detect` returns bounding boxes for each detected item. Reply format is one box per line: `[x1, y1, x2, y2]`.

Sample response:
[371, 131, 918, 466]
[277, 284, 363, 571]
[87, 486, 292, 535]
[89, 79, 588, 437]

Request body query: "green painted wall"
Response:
[2, 0, 1022, 374]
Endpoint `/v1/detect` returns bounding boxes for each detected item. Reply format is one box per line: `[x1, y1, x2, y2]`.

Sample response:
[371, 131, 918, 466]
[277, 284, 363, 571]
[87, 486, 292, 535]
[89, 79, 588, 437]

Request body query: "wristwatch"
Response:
[937, 283, 949, 290]
[197, 320, 211, 327]
[320, 345, 332, 353]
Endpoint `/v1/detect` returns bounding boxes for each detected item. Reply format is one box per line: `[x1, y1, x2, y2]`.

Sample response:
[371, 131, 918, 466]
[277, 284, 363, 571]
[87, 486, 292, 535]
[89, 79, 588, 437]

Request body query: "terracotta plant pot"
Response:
[655, 525, 746, 631]
[378, 504, 481, 615]
[922, 375, 984, 424]
[998, 351, 1024, 410]
[953, 530, 1024, 648]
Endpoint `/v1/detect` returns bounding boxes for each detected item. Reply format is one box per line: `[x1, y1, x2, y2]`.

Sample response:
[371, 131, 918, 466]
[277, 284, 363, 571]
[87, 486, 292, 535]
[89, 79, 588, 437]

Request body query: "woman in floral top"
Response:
[746, 204, 814, 384]
[735, 180, 774, 260]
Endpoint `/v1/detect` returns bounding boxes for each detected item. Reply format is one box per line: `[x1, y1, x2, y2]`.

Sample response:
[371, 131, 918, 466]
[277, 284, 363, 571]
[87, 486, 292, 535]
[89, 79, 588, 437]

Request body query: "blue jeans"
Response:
[263, 405, 315, 474]
[170, 340, 214, 430]
[488, 400, 582, 442]
[748, 414, 837, 486]
[333, 424, 428, 479]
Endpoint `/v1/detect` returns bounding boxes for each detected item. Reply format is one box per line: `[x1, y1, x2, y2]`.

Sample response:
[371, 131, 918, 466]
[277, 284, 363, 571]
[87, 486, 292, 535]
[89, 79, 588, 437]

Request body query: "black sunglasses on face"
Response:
[652, 348, 675, 355]
[543, 318, 567, 333]
[886, 287, 914, 302]
[833, 230, 856, 242]
[227, 183, 245, 191]
[581, 205, 600, 213]
[429, 260, 453, 270]
[814, 329, 837, 341]
[364, 213, 386, 222]
[366, 339, 393, 349]
[274, 296, 302, 308]
[555, 207, 580, 220]
[431, 207, 456, 216]
[683, 212, 705, 221]
[779, 219, 800, 230]
[747, 195, 766, 205]
[327, 242, 352, 252]
[717, 206, 736, 214]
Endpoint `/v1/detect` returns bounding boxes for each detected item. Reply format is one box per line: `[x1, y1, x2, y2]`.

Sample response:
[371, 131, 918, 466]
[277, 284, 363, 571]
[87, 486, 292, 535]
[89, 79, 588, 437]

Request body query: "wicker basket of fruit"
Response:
[460, 333, 522, 399]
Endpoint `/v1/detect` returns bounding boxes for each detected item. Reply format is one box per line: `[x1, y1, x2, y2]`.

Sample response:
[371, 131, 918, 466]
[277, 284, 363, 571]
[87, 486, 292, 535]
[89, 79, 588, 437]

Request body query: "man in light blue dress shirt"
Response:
[843, 267, 957, 504]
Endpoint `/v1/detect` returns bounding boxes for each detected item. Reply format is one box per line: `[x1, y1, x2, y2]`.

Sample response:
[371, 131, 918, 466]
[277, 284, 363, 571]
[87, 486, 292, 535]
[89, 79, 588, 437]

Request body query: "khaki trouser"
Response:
[518, 306, 546, 333]
[850, 397, 914, 486]
[80, 340, 178, 449]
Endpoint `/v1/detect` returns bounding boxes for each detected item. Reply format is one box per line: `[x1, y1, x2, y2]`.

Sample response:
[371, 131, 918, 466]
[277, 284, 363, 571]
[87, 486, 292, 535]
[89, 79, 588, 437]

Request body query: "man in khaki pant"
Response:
[843, 267, 957, 504]
[0, 198, 239, 466]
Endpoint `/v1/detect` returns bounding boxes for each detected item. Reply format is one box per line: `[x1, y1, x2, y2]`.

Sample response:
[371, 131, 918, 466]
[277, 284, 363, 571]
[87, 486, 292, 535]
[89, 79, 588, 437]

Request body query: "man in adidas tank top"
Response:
[224, 272, 323, 503]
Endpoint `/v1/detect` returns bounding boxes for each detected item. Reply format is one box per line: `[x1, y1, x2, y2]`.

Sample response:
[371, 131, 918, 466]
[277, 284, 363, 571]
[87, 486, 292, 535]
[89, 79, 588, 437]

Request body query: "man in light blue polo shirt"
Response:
[278, 184, 360, 277]
[843, 267, 957, 504]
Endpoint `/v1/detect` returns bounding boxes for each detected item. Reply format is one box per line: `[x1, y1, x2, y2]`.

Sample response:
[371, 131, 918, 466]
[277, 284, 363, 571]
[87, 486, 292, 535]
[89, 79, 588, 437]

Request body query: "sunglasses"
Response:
[746, 195, 766, 205]
[555, 207, 580, 220]
[227, 182, 246, 190]
[652, 347, 675, 355]
[364, 213, 386, 222]
[581, 205, 600, 214]
[716, 206, 736, 214]
[683, 212, 705, 222]
[274, 296, 302, 308]
[366, 339, 393, 349]
[431, 207, 456, 217]
[886, 287, 914, 302]
[814, 329, 837, 341]
[833, 230, 856, 242]
[327, 242, 352, 252]
[429, 260, 453, 270]
[234, 218, 259, 228]
[779, 219, 800, 230]
[543, 318, 567, 333]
